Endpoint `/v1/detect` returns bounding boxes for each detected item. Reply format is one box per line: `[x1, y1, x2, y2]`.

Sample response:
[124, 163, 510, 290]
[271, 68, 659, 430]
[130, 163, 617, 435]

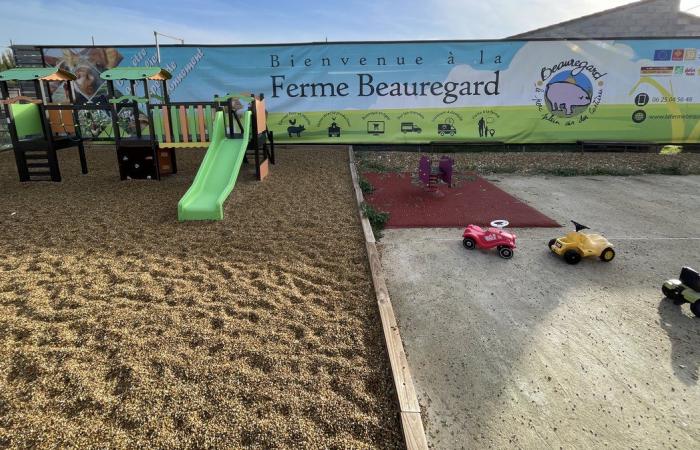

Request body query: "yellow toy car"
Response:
[548, 221, 615, 265]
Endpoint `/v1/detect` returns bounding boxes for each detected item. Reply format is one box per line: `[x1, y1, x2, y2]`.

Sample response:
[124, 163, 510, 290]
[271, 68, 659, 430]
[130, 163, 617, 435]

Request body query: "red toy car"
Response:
[462, 220, 516, 259]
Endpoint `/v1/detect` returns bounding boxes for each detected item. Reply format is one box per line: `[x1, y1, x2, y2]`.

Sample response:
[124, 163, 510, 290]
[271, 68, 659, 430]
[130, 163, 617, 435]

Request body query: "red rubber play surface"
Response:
[363, 172, 559, 228]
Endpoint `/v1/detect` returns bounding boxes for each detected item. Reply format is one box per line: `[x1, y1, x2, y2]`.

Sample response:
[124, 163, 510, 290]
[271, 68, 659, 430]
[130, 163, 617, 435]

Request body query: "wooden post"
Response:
[161, 80, 169, 103]
[40, 102, 61, 182]
[145, 102, 161, 180]
[227, 98, 235, 138]
[129, 80, 141, 139]
[268, 130, 275, 165]
[168, 103, 177, 174]
[67, 80, 88, 174]
[258, 92, 273, 165]
[170, 145, 178, 175]
[32, 78, 61, 181]
[34, 79, 45, 103]
[106, 80, 126, 180]
[1, 80, 28, 181]
[107, 81, 121, 142]
[147, 104, 157, 143]
[251, 96, 261, 180]
[196, 105, 206, 143]
[33, 79, 48, 142]
[44, 80, 53, 103]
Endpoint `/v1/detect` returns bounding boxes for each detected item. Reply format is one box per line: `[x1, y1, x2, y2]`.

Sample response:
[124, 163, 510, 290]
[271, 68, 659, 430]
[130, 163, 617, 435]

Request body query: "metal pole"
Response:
[154, 31, 160, 64]
[154, 31, 184, 65]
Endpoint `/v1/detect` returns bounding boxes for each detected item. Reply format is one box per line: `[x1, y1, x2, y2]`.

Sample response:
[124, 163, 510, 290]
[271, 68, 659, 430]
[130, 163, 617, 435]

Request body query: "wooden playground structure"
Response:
[0, 66, 274, 183]
[0, 67, 87, 181]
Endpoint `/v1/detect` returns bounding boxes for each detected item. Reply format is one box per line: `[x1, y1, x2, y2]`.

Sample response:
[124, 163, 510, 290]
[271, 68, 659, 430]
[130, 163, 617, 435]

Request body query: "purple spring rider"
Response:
[418, 156, 454, 192]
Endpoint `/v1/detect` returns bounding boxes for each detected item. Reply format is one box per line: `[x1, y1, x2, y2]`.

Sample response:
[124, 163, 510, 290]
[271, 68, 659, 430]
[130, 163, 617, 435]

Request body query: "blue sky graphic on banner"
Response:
[41, 38, 700, 143]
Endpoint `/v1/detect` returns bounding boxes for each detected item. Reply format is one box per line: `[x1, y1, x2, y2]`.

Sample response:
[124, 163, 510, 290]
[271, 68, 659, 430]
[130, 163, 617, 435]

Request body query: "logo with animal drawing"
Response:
[534, 59, 605, 126]
[287, 119, 306, 137]
[278, 113, 311, 138]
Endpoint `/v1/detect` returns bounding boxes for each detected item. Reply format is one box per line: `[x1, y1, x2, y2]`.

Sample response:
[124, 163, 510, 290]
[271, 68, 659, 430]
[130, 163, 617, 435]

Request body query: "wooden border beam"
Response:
[348, 146, 428, 450]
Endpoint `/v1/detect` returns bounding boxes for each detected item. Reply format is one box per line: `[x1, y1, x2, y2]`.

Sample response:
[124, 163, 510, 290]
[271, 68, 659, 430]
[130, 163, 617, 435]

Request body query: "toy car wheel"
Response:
[690, 301, 700, 317]
[548, 239, 556, 249]
[600, 247, 615, 262]
[564, 250, 582, 265]
[498, 246, 514, 259]
[462, 238, 476, 250]
[662, 285, 684, 304]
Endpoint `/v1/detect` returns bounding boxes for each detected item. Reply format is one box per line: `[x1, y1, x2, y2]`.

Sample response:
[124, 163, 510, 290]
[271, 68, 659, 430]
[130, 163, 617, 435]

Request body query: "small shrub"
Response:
[361, 202, 389, 239]
[359, 159, 398, 173]
[488, 165, 518, 174]
[542, 167, 580, 176]
[542, 167, 637, 176]
[359, 177, 374, 194]
[589, 168, 636, 176]
[653, 165, 683, 175]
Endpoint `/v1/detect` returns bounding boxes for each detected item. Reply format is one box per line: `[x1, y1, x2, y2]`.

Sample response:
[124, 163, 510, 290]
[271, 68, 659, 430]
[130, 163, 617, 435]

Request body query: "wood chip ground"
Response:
[0, 145, 402, 449]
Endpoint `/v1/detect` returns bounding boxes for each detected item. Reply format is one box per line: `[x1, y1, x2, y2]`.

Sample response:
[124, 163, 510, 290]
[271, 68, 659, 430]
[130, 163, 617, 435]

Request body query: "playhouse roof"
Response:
[0, 67, 76, 81]
[100, 67, 172, 81]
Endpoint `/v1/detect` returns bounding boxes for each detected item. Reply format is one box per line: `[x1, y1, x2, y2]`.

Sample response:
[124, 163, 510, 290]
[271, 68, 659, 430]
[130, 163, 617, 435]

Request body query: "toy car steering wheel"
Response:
[490, 219, 509, 228]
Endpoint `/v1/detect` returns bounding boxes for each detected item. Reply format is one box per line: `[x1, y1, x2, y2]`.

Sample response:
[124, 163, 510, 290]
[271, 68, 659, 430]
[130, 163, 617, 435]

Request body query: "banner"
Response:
[39, 39, 700, 144]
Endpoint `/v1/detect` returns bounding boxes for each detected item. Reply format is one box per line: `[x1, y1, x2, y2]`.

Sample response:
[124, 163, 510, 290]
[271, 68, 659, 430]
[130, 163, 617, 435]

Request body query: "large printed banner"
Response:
[40, 39, 700, 144]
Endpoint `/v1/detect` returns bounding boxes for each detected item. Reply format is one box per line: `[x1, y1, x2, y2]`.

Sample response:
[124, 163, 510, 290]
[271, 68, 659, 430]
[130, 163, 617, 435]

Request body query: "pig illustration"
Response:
[545, 81, 591, 116]
[287, 125, 305, 137]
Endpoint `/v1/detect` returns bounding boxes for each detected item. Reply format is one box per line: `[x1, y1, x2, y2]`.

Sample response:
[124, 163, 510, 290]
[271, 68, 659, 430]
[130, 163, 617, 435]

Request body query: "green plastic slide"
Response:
[177, 110, 252, 221]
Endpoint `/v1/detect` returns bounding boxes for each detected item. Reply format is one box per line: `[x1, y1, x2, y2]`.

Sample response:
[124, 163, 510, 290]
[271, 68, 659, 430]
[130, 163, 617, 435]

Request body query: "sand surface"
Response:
[379, 175, 700, 449]
[0, 145, 402, 448]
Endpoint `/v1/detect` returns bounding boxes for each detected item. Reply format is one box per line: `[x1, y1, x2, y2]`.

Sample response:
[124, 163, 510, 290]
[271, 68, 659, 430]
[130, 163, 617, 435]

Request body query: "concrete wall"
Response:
[513, 0, 700, 38]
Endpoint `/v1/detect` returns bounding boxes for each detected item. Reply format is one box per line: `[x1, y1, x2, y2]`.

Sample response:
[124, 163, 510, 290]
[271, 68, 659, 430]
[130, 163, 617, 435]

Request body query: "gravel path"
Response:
[0, 145, 402, 448]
